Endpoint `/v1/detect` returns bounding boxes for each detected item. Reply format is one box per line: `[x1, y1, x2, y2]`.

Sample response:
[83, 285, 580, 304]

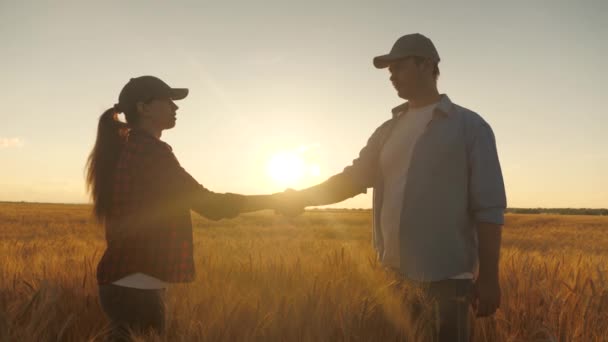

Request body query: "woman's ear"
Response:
[136, 101, 146, 115]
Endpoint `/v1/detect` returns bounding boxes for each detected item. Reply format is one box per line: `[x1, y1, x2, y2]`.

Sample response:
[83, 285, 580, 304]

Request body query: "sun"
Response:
[267, 150, 320, 187]
[267, 152, 305, 186]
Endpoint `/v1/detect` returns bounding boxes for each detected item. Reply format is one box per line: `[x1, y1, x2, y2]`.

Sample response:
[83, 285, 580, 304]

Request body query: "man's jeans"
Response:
[397, 277, 474, 342]
[98, 284, 166, 341]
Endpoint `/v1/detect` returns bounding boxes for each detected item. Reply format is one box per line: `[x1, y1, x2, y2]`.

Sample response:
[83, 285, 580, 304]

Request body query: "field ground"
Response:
[1, 202, 608, 341]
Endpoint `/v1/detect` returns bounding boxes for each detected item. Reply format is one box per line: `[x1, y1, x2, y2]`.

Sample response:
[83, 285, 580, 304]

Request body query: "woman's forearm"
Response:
[240, 194, 278, 213]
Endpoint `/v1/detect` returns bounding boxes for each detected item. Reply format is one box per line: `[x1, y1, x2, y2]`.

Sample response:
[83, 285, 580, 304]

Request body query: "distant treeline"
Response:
[311, 207, 608, 216]
[505, 208, 608, 216]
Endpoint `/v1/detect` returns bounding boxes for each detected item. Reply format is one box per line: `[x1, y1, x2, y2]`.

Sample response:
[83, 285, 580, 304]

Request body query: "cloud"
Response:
[0, 137, 24, 148]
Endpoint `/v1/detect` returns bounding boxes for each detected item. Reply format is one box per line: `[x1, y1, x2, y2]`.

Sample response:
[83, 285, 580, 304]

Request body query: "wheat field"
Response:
[1, 202, 607, 341]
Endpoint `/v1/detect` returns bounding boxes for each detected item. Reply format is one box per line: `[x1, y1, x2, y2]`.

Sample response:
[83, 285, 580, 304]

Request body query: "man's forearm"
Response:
[477, 222, 502, 281]
[298, 173, 364, 207]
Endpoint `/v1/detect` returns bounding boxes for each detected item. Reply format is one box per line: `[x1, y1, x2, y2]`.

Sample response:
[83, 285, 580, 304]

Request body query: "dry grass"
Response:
[1, 202, 607, 341]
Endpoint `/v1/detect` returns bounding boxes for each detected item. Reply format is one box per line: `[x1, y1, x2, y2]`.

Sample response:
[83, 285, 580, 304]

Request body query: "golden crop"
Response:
[1, 203, 607, 341]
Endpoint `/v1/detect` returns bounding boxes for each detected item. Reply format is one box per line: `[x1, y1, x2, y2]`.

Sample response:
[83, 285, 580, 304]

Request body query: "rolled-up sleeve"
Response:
[468, 121, 507, 225]
[341, 120, 394, 192]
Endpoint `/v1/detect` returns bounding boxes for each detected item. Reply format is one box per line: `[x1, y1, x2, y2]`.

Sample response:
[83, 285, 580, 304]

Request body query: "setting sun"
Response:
[267, 149, 321, 187]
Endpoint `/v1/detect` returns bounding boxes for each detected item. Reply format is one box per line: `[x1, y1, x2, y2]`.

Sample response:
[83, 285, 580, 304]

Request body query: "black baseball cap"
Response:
[114, 76, 188, 113]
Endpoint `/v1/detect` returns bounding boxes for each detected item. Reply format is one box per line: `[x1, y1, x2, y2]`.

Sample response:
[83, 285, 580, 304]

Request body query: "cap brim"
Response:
[374, 54, 440, 69]
[373, 54, 401, 69]
[169, 88, 189, 100]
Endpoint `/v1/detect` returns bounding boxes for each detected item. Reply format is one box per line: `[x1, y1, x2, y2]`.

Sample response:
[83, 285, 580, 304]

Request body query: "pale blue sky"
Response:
[1, 0, 606, 208]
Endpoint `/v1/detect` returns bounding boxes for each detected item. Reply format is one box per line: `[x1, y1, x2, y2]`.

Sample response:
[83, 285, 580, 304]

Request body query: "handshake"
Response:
[268, 189, 309, 217]
[196, 188, 316, 220]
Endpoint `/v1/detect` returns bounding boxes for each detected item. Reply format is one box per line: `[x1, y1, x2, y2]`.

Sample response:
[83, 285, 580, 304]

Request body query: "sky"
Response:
[1, 0, 606, 208]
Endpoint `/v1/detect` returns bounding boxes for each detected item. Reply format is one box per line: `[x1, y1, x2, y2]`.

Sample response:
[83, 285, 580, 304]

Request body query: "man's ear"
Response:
[418, 59, 433, 77]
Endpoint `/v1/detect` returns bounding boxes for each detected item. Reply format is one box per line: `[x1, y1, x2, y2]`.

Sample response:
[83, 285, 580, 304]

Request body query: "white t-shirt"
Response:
[379, 102, 473, 279]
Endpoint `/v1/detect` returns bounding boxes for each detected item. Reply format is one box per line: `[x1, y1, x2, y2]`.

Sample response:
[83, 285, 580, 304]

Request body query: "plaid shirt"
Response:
[97, 130, 245, 285]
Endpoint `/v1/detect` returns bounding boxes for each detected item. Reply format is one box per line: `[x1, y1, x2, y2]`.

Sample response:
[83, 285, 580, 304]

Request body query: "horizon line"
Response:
[1, 200, 606, 211]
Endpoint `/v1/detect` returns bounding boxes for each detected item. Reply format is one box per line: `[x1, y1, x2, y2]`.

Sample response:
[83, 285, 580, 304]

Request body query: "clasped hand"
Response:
[271, 189, 307, 217]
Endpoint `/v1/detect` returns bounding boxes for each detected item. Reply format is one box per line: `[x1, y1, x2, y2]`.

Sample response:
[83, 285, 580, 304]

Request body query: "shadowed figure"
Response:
[85, 76, 294, 341]
[277, 33, 506, 341]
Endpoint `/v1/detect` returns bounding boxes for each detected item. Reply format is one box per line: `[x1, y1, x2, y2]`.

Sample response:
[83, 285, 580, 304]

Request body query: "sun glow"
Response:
[267, 148, 321, 187]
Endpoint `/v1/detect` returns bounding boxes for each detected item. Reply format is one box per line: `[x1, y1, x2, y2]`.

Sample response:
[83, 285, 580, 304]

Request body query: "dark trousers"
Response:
[398, 277, 474, 342]
[98, 284, 166, 342]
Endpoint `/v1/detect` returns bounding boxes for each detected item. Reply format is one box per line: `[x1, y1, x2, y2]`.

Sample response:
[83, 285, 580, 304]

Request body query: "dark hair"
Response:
[412, 56, 440, 81]
[85, 106, 138, 222]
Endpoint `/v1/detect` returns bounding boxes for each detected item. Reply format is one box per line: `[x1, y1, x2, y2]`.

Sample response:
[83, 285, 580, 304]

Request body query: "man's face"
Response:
[139, 97, 179, 130]
[388, 57, 430, 99]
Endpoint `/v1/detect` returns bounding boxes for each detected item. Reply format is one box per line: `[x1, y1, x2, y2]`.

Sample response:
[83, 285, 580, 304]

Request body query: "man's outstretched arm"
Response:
[279, 119, 397, 211]
[296, 173, 366, 207]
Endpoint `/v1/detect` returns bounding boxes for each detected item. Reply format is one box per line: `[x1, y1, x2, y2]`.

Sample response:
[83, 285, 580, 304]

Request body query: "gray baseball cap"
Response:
[373, 33, 440, 69]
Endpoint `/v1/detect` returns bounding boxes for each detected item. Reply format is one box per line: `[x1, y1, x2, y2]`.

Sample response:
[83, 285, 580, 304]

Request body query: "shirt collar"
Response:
[129, 129, 173, 151]
[130, 128, 158, 139]
[391, 94, 454, 119]
[128, 129, 163, 144]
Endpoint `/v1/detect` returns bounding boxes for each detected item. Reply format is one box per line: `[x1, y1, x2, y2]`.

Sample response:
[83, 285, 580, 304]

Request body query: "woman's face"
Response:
[138, 98, 179, 130]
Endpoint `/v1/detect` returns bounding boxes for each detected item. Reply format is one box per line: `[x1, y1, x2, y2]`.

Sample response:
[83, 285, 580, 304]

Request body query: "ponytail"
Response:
[85, 107, 129, 222]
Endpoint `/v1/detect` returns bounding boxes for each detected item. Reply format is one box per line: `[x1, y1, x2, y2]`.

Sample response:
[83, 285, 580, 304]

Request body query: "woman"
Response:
[86, 76, 283, 340]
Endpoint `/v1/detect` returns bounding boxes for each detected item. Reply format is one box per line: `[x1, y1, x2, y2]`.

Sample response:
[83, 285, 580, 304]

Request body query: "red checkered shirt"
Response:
[97, 130, 245, 285]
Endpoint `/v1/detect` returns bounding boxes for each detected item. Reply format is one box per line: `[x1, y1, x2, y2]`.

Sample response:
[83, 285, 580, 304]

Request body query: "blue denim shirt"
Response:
[342, 94, 506, 281]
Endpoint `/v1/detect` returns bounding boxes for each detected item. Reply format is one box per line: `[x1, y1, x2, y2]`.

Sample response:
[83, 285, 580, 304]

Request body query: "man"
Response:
[285, 33, 506, 341]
